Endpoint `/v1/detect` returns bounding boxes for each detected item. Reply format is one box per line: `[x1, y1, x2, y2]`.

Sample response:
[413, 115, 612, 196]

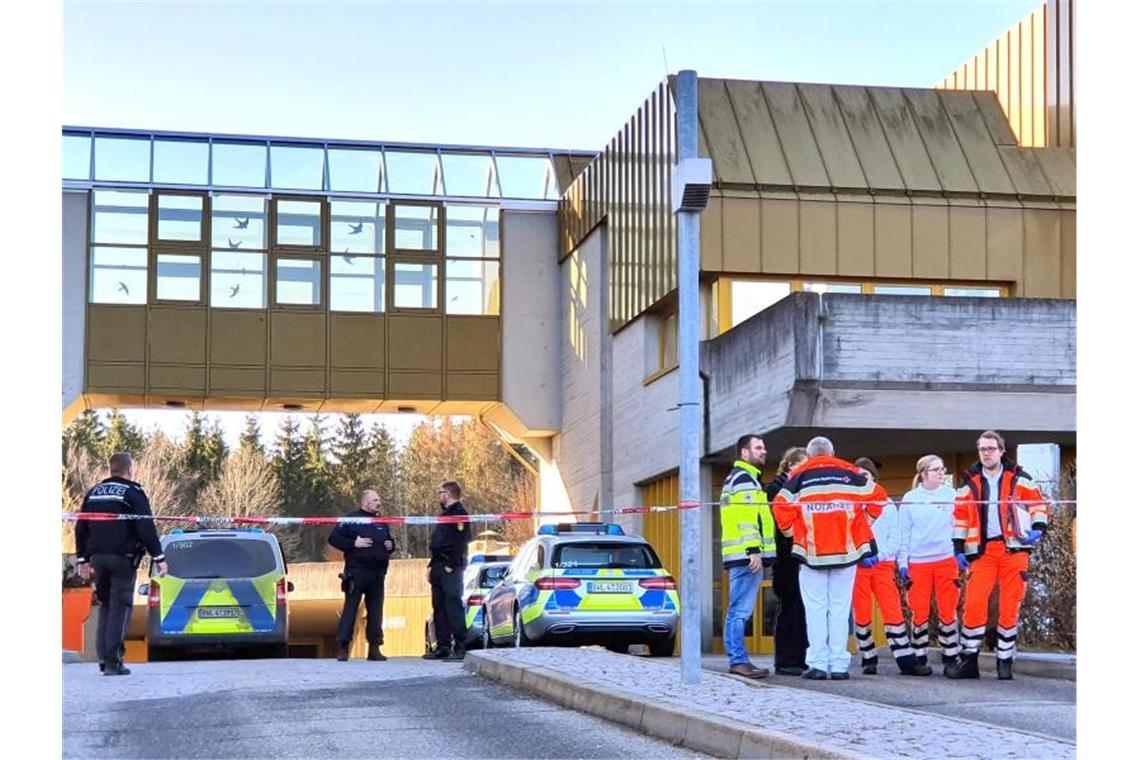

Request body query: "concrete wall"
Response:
[501, 210, 562, 435]
[703, 292, 1076, 453]
[62, 190, 88, 416]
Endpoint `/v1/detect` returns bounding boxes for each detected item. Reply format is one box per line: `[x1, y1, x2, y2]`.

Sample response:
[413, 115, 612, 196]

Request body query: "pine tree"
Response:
[239, 414, 264, 455]
[181, 411, 209, 478]
[202, 418, 229, 482]
[332, 414, 371, 508]
[300, 415, 336, 560]
[272, 416, 308, 564]
[62, 409, 106, 463]
[102, 409, 145, 459]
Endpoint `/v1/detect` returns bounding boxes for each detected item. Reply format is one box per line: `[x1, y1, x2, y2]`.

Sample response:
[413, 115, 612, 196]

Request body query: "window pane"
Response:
[63, 134, 91, 180]
[441, 153, 498, 197]
[662, 313, 677, 369]
[445, 204, 499, 258]
[212, 141, 267, 187]
[803, 282, 862, 294]
[90, 246, 147, 304]
[385, 150, 442, 195]
[92, 190, 149, 244]
[270, 144, 325, 190]
[330, 200, 385, 254]
[392, 205, 439, 250]
[393, 262, 438, 309]
[156, 194, 204, 242]
[210, 251, 266, 308]
[873, 285, 932, 296]
[153, 139, 209, 185]
[328, 148, 382, 192]
[496, 155, 554, 199]
[275, 200, 323, 247]
[94, 136, 151, 182]
[155, 254, 201, 301]
[944, 287, 1001, 298]
[446, 259, 499, 315]
[212, 195, 268, 250]
[276, 258, 322, 305]
[731, 280, 790, 327]
[331, 255, 384, 312]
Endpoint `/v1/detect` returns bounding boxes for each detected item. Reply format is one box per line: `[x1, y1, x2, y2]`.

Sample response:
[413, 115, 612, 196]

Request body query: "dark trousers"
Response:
[336, 566, 386, 646]
[429, 564, 466, 651]
[772, 556, 809, 669]
[91, 554, 135, 667]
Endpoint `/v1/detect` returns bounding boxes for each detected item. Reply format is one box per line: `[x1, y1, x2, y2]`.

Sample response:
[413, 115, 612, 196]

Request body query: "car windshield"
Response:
[552, 542, 662, 569]
[163, 538, 278, 579]
[480, 565, 508, 587]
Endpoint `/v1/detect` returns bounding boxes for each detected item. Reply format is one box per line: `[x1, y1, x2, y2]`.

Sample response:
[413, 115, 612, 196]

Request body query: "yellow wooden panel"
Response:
[873, 201, 912, 277]
[721, 197, 761, 272]
[837, 200, 874, 277]
[799, 198, 837, 276]
[148, 306, 206, 365]
[87, 305, 147, 363]
[911, 203, 950, 280]
[270, 311, 327, 367]
[329, 369, 384, 396]
[148, 364, 205, 392]
[986, 205, 1024, 285]
[329, 313, 385, 369]
[1020, 15, 1036, 146]
[388, 315, 443, 372]
[446, 316, 500, 372]
[1032, 6, 1046, 147]
[700, 196, 724, 271]
[269, 367, 326, 395]
[948, 204, 987, 281]
[760, 197, 798, 274]
[209, 310, 267, 366]
[209, 366, 265, 394]
[986, 41, 999, 93]
[445, 372, 499, 400]
[1007, 26, 1021, 145]
[1060, 209, 1075, 298]
[387, 371, 442, 397]
[1022, 208, 1061, 298]
[87, 363, 145, 390]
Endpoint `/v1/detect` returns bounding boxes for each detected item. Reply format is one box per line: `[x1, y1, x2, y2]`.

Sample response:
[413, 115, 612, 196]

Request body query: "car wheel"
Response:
[605, 642, 628, 654]
[648, 636, 676, 657]
[513, 606, 531, 648]
[147, 645, 170, 662]
[482, 608, 494, 649]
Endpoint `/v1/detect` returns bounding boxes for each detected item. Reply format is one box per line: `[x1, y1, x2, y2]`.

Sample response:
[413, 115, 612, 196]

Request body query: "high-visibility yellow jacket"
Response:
[720, 460, 776, 568]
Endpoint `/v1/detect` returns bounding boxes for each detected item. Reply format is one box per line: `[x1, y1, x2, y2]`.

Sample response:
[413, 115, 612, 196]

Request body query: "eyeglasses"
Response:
[977, 446, 1000, 454]
[925, 466, 946, 473]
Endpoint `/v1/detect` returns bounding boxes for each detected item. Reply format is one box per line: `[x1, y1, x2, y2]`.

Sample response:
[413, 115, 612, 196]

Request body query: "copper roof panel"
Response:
[971, 91, 1019, 145]
[798, 84, 867, 190]
[722, 79, 793, 187]
[867, 88, 942, 192]
[699, 78, 755, 185]
[1032, 147, 1076, 198]
[761, 81, 830, 188]
[996, 145, 1054, 197]
[831, 85, 907, 192]
[938, 90, 1017, 196]
[902, 88, 978, 194]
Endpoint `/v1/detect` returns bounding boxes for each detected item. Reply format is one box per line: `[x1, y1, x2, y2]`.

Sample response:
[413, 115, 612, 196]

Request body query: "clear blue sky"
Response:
[62, 0, 1039, 448]
[64, 0, 1039, 151]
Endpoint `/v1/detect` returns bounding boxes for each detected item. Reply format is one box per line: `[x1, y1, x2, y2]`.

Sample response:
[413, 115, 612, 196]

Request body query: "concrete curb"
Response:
[466, 652, 875, 760]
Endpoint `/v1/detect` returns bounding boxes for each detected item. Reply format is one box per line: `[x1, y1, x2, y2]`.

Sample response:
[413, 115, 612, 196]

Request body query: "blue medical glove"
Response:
[955, 554, 970, 572]
[898, 566, 910, 583]
[859, 555, 880, 569]
[1023, 529, 1043, 545]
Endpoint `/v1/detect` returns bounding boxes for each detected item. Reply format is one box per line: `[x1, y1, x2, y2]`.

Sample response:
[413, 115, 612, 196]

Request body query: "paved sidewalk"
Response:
[467, 649, 1076, 760]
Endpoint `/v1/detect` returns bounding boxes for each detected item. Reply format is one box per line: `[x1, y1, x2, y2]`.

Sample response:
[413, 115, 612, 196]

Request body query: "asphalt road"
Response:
[701, 654, 1076, 742]
[63, 657, 704, 759]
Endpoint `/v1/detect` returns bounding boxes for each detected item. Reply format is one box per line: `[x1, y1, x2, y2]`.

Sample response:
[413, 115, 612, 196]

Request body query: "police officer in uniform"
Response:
[422, 481, 471, 661]
[328, 490, 396, 662]
[75, 452, 167, 676]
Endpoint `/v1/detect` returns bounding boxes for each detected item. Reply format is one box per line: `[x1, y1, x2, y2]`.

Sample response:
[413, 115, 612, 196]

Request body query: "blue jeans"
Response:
[724, 565, 764, 666]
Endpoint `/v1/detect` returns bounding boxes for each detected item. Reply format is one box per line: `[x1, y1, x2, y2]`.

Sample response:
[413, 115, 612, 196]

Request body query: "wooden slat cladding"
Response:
[936, 0, 1074, 148]
[558, 79, 676, 333]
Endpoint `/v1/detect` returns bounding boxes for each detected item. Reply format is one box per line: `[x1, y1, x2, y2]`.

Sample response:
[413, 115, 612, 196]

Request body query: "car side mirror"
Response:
[286, 581, 295, 592]
[137, 583, 149, 597]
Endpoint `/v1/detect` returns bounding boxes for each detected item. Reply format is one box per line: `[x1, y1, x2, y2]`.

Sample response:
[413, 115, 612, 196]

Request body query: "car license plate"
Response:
[197, 607, 240, 619]
[588, 581, 633, 594]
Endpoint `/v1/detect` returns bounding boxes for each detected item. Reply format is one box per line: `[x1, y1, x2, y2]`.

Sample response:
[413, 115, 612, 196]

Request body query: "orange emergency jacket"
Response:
[772, 455, 887, 569]
[953, 460, 1048, 558]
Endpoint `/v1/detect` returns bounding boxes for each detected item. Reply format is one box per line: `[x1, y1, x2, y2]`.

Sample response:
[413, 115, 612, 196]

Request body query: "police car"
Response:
[425, 555, 512, 652]
[481, 524, 679, 656]
[141, 528, 292, 660]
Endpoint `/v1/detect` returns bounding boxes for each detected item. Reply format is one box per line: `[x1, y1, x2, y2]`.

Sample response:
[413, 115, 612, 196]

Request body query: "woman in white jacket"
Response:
[899, 455, 961, 676]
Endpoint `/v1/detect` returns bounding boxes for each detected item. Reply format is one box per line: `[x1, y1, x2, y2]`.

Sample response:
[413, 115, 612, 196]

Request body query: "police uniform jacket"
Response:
[428, 501, 471, 569]
[75, 476, 165, 566]
[328, 509, 396, 571]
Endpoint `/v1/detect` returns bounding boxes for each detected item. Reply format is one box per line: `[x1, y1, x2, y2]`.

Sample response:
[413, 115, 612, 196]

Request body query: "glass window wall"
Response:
[441, 153, 498, 197]
[156, 194, 204, 242]
[495, 154, 556, 199]
[330, 200, 384, 254]
[393, 262, 438, 309]
[274, 199, 323, 247]
[94, 136, 151, 182]
[153, 139, 209, 185]
[445, 259, 499, 315]
[327, 148, 383, 193]
[275, 258, 322, 306]
[211, 195, 268, 250]
[873, 285, 933, 296]
[92, 190, 149, 245]
[155, 254, 202, 301]
[212, 141, 268, 187]
[385, 150, 442, 195]
[392, 204, 439, 251]
[944, 287, 1001, 298]
[90, 246, 147, 304]
[331, 255, 385, 312]
[445, 204, 499, 259]
[211, 251, 267, 308]
[270, 144, 325, 190]
[63, 134, 91, 180]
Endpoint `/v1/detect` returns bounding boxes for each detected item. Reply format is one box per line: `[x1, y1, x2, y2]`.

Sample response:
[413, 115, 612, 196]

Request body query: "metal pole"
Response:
[676, 69, 702, 685]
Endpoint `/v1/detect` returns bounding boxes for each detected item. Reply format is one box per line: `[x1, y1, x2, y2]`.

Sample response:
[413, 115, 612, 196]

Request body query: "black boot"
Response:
[915, 654, 928, 668]
[996, 658, 1013, 680]
[423, 647, 450, 660]
[896, 654, 932, 676]
[102, 660, 131, 676]
[336, 644, 349, 662]
[861, 656, 878, 675]
[944, 652, 980, 679]
[446, 646, 466, 661]
[367, 644, 387, 662]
